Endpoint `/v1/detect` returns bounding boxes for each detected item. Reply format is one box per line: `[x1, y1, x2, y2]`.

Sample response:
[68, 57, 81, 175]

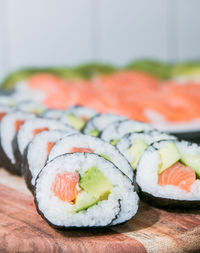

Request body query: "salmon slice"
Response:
[70, 147, 93, 153]
[81, 116, 89, 122]
[15, 120, 25, 132]
[47, 142, 55, 156]
[158, 162, 196, 192]
[52, 172, 79, 202]
[0, 112, 6, 121]
[33, 127, 49, 136]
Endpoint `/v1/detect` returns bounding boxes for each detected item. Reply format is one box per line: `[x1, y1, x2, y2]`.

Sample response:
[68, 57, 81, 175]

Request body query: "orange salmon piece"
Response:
[0, 112, 6, 121]
[15, 120, 25, 132]
[52, 172, 79, 202]
[33, 127, 49, 136]
[47, 142, 55, 156]
[158, 162, 196, 192]
[70, 147, 93, 153]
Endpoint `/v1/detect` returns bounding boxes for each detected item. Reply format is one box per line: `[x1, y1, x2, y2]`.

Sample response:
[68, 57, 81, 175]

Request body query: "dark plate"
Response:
[170, 131, 200, 143]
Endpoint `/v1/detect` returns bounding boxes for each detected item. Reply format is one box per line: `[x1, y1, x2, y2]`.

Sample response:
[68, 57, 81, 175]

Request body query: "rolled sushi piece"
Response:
[47, 133, 133, 180]
[83, 113, 126, 137]
[35, 153, 139, 228]
[24, 130, 70, 192]
[0, 110, 35, 174]
[41, 108, 64, 120]
[0, 105, 14, 167]
[61, 105, 98, 131]
[0, 94, 16, 107]
[101, 119, 154, 146]
[117, 130, 176, 171]
[15, 118, 77, 174]
[0, 104, 13, 121]
[136, 140, 200, 208]
[17, 101, 46, 115]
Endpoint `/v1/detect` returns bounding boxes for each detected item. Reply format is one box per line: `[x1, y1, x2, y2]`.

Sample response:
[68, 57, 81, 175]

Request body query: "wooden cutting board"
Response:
[0, 168, 200, 253]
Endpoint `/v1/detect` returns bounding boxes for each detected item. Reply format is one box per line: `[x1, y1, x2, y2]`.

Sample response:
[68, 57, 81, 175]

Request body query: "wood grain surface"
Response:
[0, 168, 200, 253]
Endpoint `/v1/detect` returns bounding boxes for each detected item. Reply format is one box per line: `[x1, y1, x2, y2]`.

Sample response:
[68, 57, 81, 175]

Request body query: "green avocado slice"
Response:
[128, 139, 148, 170]
[158, 142, 181, 174]
[180, 154, 200, 178]
[89, 129, 100, 137]
[80, 166, 113, 201]
[67, 113, 85, 130]
[74, 191, 97, 213]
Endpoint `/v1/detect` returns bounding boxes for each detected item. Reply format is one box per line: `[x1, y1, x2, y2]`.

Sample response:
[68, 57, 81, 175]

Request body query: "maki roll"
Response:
[15, 118, 77, 173]
[0, 104, 13, 121]
[101, 119, 154, 146]
[0, 105, 13, 166]
[0, 110, 35, 174]
[117, 130, 176, 170]
[136, 140, 200, 208]
[47, 133, 133, 180]
[35, 153, 139, 228]
[24, 130, 69, 192]
[41, 109, 64, 120]
[0, 95, 16, 107]
[83, 113, 126, 137]
[61, 105, 98, 131]
[17, 101, 46, 115]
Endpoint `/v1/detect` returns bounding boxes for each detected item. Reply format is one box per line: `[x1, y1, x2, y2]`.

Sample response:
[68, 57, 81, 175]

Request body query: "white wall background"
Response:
[0, 0, 200, 79]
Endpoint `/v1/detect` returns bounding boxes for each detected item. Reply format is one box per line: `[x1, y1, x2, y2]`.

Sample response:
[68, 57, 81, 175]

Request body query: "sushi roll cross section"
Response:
[136, 140, 200, 208]
[117, 130, 176, 170]
[15, 118, 77, 174]
[101, 119, 154, 146]
[0, 110, 35, 174]
[35, 153, 139, 228]
[47, 133, 134, 180]
[17, 101, 46, 115]
[24, 130, 70, 192]
[61, 105, 98, 131]
[83, 113, 126, 137]
[41, 109, 64, 120]
[17, 118, 77, 158]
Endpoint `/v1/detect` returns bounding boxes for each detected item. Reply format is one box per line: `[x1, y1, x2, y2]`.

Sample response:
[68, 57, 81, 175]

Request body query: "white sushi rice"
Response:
[17, 101, 46, 115]
[117, 131, 176, 166]
[17, 118, 77, 156]
[42, 109, 64, 120]
[0, 105, 13, 122]
[27, 130, 70, 186]
[47, 133, 133, 180]
[83, 113, 126, 135]
[0, 110, 35, 163]
[35, 153, 138, 227]
[101, 119, 154, 144]
[136, 140, 200, 201]
[61, 105, 98, 125]
[0, 95, 16, 107]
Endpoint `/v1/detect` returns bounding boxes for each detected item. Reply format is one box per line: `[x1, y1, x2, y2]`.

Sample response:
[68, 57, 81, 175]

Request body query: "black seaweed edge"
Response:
[34, 152, 139, 230]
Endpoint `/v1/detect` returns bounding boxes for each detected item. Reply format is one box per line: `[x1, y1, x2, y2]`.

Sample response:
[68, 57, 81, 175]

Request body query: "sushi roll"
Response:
[0, 105, 14, 167]
[41, 109, 64, 120]
[83, 113, 126, 137]
[24, 130, 70, 192]
[0, 94, 16, 107]
[35, 153, 139, 228]
[0, 110, 35, 174]
[101, 119, 154, 146]
[17, 101, 46, 115]
[47, 133, 133, 180]
[136, 140, 200, 208]
[61, 105, 98, 131]
[0, 104, 13, 122]
[117, 130, 176, 170]
[15, 118, 77, 174]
